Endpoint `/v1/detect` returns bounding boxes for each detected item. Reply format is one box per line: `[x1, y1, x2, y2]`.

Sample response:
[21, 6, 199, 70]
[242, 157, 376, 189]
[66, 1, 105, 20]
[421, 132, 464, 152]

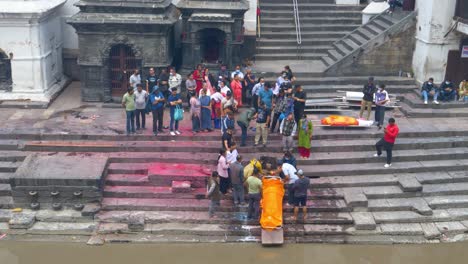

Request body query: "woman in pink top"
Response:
[231, 74, 243, 107]
[204, 69, 216, 96]
[217, 149, 230, 194]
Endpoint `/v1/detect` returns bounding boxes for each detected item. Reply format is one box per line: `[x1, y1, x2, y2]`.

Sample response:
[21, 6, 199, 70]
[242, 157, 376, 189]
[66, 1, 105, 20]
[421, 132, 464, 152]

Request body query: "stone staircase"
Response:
[0, 152, 26, 209]
[320, 10, 416, 71]
[256, 0, 364, 61]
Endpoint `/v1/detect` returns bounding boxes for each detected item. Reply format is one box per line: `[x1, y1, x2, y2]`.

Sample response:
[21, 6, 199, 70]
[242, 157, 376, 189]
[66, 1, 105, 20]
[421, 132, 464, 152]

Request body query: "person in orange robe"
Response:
[231, 74, 243, 107]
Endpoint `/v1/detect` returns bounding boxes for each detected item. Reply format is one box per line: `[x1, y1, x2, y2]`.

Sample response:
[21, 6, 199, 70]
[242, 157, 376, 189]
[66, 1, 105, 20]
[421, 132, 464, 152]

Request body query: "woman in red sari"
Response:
[230, 74, 243, 107]
[193, 64, 205, 95]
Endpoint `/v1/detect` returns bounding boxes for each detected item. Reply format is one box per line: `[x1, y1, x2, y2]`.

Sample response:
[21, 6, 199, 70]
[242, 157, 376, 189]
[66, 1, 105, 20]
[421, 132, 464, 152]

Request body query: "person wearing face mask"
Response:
[251, 77, 265, 111]
[421, 77, 439, 105]
[439, 79, 456, 102]
[168, 68, 182, 94]
[231, 65, 244, 80]
[374, 84, 390, 130]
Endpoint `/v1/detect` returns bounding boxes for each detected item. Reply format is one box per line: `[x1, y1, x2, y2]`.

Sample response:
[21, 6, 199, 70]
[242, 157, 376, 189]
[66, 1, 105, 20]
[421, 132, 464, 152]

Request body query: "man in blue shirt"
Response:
[168, 87, 183, 136]
[258, 82, 274, 110]
[149, 86, 165, 136]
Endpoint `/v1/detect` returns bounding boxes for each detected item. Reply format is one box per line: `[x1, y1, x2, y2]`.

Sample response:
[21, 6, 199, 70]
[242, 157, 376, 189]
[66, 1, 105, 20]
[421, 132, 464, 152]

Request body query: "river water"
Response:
[1, 241, 468, 264]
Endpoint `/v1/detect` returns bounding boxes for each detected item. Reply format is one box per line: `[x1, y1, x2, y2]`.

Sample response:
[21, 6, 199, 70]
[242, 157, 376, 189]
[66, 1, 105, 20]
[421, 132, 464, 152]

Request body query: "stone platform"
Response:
[0, 80, 468, 245]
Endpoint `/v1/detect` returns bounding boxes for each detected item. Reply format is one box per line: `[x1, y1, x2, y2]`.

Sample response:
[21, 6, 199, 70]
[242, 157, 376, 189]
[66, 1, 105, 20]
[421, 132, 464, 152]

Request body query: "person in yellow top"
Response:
[243, 158, 263, 179]
[244, 169, 262, 220]
[459, 78, 468, 102]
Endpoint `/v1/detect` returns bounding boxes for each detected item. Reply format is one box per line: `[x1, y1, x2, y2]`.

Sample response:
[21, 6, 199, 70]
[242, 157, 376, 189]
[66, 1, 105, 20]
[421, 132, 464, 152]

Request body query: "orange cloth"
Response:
[260, 177, 285, 230]
[231, 80, 243, 107]
[321, 115, 359, 126]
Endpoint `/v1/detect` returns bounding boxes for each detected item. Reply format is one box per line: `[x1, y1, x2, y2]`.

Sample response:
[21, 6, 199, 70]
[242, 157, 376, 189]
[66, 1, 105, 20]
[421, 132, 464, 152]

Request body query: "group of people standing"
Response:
[209, 149, 310, 222]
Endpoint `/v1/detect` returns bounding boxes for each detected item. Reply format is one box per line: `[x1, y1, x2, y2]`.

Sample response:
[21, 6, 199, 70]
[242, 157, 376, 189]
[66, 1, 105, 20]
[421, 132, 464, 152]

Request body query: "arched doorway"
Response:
[0, 50, 12, 91]
[199, 29, 225, 63]
[109, 44, 141, 97]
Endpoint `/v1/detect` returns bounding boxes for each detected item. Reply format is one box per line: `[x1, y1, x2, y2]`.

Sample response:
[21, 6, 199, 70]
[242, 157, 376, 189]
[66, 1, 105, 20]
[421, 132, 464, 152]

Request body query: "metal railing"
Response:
[292, 0, 302, 58]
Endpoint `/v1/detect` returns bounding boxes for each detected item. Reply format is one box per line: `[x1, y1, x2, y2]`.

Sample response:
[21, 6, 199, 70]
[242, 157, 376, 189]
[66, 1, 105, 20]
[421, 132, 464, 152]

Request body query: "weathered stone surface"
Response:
[87, 235, 105, 246]
[343, 190, 368, 207]
[8, 212, 35, 229]
[346, 235, 394, 245]
[171, 181, 191, 193]
[435, 221, 468, 235]
[447, 208, 468, 220]
[373, 210, 450, 224]
[36, 209, 87, 222]
[303, 224, 349, 235]
[81, 203, 101, 217]
[415, 172, 452, 184]
[128, 212, 145, 232]
[27, 222, 96, 235]
[98, 223, 129, 234]
[0, 209, 12, 221]
[362, 186, 404, 198]
[425, 195, 468, 209]
[380, 223, 424, 235]
[0, 222, 9, 231]
[398, 176, 422, 192]
[420, 223, 441, 239]
[369, 198, 433, 215]
[12, 153, 107, 186]
[351, 212, 376, 230]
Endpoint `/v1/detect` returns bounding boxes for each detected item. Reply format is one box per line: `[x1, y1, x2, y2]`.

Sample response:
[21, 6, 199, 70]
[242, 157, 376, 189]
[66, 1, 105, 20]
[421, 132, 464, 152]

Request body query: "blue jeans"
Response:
[192, 115, 200, 132]
[374, 105, 386, 127]
[237, 121, 248, 146]
[421, 90, 438, 102]
[439, 90, 456, 102]
[126, 110, 136, 133]
[170, 107, 179, 131]
[135, 109, 146, 129]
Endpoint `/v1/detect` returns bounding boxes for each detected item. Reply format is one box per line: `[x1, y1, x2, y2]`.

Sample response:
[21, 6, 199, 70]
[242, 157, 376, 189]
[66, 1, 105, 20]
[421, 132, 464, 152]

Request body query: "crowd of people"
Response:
[121, 64, 313, 159]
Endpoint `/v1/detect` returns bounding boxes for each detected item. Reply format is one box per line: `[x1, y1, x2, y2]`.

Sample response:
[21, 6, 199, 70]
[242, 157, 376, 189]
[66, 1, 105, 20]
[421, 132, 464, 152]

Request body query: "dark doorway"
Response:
[0, 50, 12, 91]
[445, 39, 468, 84]
[109, 44, 141, 97]
[456, 0, 468, 20]
[199, 29, 225, 63]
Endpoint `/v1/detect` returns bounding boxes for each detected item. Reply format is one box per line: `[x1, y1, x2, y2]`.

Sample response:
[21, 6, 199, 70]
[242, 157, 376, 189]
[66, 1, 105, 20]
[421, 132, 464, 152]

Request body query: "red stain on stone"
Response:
[148, 162, 213, 177]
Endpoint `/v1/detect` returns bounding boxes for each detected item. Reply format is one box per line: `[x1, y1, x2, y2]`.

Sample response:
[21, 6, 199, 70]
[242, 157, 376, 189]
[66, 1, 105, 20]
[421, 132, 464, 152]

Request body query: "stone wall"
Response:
[326, 19, 417, 77]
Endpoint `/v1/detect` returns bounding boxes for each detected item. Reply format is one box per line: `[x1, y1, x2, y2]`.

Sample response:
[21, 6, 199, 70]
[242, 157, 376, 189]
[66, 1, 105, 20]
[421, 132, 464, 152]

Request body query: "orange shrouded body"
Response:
[260, 177, 285, 230]
[321, 115, 359, 126]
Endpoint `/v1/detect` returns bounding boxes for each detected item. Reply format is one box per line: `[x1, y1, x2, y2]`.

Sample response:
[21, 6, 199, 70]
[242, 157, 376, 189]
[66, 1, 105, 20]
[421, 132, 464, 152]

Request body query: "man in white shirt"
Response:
[134, 84, 148, 131]
[231, 65, 244, 80]
[168, 68, 182, 93]
[226, 142, 239, 163]
[129, 69, 141, 91]
[278, 160, 298, 206]
[219, 80, 231, 96]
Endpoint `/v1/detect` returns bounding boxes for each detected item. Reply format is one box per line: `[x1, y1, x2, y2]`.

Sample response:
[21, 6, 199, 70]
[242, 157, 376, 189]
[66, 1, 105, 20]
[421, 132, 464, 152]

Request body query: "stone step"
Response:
[260, 10, 363, 18]
[399, 101, 468, 118]
[260, 17, 361, 25]
[260, 3, 364, 11]
[255, 53, 327, 61]
[261, 24, 361, 32]
[0, 196, 13, 209]
[97, 210, 354, 225]
[256, 38, 339, 46]
[425, 195, 468, 209]
[18, 136, 468, 157]
[101, 198, 350, 212]
[302, 147, 468, 165]
[303, 159, 468, 177]
[26, 222, 97, 235]
[399, 92, 468, 109]
[0, 184, 11, 196]
[261, 0, 335, 3]
[256, 45, 331, 54]
[0, 161, 21, 173]
[171, 181, 192, 193]
[0, 172, 13, 184]
[312, 171, 468, 188]
[258, 31, 350, 38]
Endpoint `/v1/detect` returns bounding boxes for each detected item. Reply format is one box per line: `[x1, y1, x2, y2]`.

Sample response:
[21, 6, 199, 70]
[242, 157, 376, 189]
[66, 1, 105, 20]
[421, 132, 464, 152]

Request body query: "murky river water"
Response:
[1, 241, 467, 264]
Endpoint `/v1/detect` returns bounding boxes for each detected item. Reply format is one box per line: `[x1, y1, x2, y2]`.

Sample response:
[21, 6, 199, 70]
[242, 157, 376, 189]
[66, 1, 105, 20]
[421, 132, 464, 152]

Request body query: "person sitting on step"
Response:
[439, 79, 456, 102]
[421, 77, 439, 105]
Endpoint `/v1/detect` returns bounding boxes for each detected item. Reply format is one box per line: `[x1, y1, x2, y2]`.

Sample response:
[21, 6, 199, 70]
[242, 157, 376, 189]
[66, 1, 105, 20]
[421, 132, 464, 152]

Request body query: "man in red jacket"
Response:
[374, 118, 399, 168]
